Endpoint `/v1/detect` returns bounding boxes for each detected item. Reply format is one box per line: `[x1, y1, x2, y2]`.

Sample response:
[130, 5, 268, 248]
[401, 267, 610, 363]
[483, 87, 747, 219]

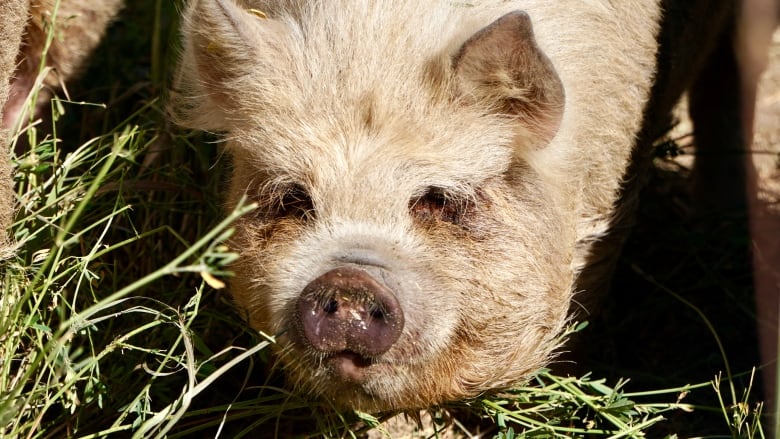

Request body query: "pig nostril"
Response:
[369, 307, 385, 320]
[324, 299, 338, 314]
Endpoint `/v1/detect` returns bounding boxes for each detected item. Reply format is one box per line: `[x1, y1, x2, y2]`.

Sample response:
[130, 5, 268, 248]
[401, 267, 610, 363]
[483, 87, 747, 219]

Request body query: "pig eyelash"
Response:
[263, 183, 316, 221]
[408, 186, 472, 226]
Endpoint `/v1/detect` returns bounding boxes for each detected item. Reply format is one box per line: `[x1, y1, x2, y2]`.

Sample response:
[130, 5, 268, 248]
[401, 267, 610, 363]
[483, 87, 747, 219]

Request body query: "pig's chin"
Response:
[291, 347, 419, 410]
[327, 351, 374, 383]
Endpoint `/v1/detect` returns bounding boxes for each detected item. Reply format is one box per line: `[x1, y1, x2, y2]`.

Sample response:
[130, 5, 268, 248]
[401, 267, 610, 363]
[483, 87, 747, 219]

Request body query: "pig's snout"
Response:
[297, 267, 404, 357]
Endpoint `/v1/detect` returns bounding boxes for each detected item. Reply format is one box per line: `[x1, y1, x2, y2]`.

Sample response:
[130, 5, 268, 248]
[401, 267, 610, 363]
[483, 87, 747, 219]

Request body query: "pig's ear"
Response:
[174, 0, 289, 127]
[453, 11, 564, 146]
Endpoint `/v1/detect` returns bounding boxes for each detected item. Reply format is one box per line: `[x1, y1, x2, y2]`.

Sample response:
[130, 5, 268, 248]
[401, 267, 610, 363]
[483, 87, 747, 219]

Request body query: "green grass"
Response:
[0, 1, 767, 437]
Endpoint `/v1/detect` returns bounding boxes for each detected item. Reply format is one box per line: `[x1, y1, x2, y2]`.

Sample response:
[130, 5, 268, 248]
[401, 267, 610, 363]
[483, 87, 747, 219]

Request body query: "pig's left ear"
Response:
[453, 11, 564, 146]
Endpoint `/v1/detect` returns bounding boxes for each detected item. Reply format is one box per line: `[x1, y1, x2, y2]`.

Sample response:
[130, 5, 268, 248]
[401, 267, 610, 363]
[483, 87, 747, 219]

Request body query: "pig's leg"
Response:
[737, 0, 780, 432]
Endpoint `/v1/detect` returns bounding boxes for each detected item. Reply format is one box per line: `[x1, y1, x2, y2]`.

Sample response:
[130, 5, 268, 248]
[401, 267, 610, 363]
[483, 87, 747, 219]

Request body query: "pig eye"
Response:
[409, 187, 463, 225]
[270, 184, 315, 220]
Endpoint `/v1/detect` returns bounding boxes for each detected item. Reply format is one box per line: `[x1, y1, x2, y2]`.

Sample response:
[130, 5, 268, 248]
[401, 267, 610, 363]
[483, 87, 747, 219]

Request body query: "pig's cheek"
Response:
[227, 218, 308, 336]
[381, 270, 461, 361]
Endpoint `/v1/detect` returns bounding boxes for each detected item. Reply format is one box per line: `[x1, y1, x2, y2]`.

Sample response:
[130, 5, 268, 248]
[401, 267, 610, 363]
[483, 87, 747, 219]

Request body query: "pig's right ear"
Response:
[173, 0, 289, 129]
[453, 11, 564, 146]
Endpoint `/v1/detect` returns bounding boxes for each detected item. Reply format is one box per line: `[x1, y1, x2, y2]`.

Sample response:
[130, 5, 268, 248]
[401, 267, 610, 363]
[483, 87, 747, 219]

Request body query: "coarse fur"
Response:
[0, 0, 28, 259]
[172, 0, 661, 411]
[0, 0, 28, 113]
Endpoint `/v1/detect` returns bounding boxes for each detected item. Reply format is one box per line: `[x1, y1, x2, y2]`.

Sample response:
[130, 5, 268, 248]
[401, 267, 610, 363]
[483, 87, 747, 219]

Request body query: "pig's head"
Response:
[174, 0, 573, 412]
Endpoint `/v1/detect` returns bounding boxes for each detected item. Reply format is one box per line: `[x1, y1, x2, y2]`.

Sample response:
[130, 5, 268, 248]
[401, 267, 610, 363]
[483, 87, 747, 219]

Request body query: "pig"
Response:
[171, 0, 671, 412]
[0, 0, 123, 258]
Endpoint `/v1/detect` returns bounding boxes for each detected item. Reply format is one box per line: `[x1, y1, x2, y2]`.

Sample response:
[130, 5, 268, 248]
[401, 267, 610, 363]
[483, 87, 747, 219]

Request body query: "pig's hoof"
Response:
[296, 267, 404, 359]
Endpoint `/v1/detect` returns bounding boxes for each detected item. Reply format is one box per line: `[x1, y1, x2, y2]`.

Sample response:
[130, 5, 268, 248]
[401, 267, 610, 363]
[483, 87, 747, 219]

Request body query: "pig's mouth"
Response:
[326, 350, 375, 382]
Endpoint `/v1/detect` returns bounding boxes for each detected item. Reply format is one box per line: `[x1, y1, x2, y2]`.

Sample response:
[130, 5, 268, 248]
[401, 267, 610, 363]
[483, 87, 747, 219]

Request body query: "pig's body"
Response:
[174, 0, 671, 411]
